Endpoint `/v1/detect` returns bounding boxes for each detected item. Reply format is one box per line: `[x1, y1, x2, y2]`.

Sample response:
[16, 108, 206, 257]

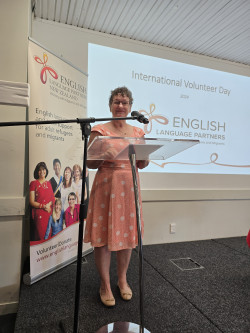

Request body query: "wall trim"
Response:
[141, 189, 250, 201]
[0, 301, 18, 315]
[0, 197, 26, 216]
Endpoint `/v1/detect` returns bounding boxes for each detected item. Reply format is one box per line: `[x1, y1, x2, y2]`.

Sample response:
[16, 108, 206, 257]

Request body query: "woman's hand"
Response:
[43, 202, 52, 213]
[29, 191, 52, 212]
[101, 147, 118, 160]
[136, 160, 149, 169]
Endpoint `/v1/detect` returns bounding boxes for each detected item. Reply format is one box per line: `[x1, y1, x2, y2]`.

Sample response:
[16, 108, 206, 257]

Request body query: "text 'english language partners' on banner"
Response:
[26, 39, 92, 285]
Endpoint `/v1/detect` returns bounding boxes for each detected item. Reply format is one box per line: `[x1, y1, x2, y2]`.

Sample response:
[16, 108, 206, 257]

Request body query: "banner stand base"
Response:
[23, 248, 93, 286]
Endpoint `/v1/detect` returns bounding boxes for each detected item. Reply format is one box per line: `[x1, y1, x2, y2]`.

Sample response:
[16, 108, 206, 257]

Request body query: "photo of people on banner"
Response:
[29, 159, 89, 242]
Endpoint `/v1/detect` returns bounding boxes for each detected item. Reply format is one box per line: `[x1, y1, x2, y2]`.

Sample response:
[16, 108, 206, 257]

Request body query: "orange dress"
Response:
[84, 123, 145, 251]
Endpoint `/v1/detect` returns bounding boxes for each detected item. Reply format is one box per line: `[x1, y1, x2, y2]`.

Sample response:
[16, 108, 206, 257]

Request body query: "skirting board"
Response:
[0, 301, 18, 315]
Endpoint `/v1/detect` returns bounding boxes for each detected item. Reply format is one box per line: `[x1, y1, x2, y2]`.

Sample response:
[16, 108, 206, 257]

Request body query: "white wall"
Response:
[0, 0, 30, 315]
[31, 19, 250, 245]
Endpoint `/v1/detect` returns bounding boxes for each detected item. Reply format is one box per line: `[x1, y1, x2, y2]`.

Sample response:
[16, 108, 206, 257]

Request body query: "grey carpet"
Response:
[14, 237, 250, 333]
[143, 237, 250, 333]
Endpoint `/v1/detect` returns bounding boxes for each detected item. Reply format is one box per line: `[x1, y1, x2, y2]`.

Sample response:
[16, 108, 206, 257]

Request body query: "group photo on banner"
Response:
[26, 39, 91, 284]
[29, 160, 87, 242]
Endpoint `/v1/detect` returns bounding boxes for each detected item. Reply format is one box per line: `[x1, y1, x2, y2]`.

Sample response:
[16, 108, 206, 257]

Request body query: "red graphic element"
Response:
[34, 53, 58, 84]
[140, 104, 169, 134]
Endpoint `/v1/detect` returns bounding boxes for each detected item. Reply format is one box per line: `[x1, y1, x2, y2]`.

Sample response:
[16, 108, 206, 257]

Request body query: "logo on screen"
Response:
[140, 104, 168, 134]
[34, 53, 58, 84]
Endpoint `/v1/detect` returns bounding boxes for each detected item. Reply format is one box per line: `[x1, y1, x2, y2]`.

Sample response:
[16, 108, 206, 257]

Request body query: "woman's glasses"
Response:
[112, 101, 129, 106]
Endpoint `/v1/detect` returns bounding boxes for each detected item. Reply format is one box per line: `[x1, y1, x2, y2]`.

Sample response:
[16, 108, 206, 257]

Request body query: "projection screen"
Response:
[87, 43, 250, 175]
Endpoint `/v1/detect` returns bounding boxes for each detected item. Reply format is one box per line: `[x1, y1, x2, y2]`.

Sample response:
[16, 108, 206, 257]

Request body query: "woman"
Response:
[84, 87, 148, 307]
[44, 198, 64, 240]
[64, 192, 80, 227]
[29, 161, 55, 241]
[72, 164, 88, 203]
[61, 166, 74, 211]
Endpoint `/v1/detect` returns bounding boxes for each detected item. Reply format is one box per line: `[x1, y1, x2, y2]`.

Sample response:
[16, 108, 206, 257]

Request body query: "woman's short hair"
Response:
[68, 192, 76, 201]
[109, 86, 133, 108]
[34, 162, 49, 179]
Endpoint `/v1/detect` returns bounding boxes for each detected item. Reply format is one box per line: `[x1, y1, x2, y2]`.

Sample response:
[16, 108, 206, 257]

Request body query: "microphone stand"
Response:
[0, 115, 146, 333]
[129, 145, 145, 333]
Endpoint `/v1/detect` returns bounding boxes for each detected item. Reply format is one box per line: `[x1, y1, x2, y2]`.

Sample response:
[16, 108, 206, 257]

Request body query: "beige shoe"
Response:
[99, 288, 115, 307]
[117, 283, 133, 301]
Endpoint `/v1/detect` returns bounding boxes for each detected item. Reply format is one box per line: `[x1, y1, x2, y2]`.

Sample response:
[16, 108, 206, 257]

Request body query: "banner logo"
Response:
[140, 104, 169, 134]
[34, 53, 58, 84]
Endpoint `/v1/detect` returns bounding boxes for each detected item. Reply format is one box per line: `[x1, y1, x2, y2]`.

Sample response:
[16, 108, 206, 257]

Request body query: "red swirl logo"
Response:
[34, 53, 58, 84]
[140, 104, 169, 134]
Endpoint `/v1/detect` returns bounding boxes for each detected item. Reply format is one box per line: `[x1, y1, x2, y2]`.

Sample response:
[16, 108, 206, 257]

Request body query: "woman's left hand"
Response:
[44, 203, 51, 213]
[136, 160, 149, 169]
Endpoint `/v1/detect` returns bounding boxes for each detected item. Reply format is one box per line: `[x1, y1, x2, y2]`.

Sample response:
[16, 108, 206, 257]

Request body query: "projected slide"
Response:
[88, 43, 250, 175]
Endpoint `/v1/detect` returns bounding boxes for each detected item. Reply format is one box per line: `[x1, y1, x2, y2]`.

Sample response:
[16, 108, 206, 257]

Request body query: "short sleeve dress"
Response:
[84, 123, 145, 251]
[29, 179, 55, 241]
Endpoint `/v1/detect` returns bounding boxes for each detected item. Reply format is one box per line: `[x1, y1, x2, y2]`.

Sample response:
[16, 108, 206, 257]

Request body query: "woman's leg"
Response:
[116, 249, 132, 289]
[94, 246, 113, 299]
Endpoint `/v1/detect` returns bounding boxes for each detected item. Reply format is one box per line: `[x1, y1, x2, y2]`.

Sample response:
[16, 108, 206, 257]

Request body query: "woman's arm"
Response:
[136, 134, 150, 169]
[44, 216, 52, 240]
[29, 191, 41, 209]
[29, 191, 53, 212]
[86, 131, 105, 169]
[44, 201, 52, 213]
[43, 182, 55, 213]
[75, 191, 80, 204]
[64, 210, 69, 227]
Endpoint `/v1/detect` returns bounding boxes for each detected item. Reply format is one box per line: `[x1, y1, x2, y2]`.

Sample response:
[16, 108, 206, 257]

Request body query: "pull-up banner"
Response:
[26, 39, 91, 284]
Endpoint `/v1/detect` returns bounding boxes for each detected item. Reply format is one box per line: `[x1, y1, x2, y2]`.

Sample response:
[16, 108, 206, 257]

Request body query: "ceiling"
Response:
[33, 0, 250, 66]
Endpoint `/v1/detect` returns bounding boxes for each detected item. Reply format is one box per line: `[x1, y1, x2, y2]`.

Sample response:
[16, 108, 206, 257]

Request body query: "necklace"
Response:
[38, 180, 48, 189]
[112, 124, 128, 136]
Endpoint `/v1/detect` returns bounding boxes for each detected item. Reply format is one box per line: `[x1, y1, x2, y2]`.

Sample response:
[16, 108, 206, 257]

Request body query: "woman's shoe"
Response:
[99, 288, 115, 307]
[117, 283, 133, 301]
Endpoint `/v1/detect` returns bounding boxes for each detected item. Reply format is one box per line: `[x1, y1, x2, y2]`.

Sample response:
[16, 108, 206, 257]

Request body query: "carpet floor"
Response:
[14, 237, 250, 333]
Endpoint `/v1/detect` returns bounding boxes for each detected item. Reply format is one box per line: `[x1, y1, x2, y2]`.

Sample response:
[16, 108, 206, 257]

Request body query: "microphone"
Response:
[131, 111, 149, 124]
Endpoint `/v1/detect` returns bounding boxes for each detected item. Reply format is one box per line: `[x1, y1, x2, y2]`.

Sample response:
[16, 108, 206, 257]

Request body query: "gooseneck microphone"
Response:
[131, 111, 149, 124]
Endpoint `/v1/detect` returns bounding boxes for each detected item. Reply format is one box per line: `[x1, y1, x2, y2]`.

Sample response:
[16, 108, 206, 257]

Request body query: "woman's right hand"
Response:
[101, 147, 118, 160]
